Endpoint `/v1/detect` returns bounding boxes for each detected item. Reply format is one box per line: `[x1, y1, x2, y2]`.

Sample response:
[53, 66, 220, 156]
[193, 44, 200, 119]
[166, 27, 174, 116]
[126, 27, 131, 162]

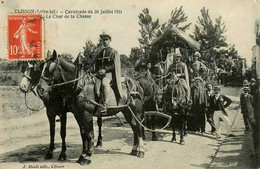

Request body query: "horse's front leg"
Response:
[122, 111, 139, 156]
[180, 117, 185, 145]
[133, 102, 145, 158]
[58, 113, 67, 161]
[74, 110, 93, 165]
[96, 117, 102, 147]
[123, 101, 145, 158]
[137, 121, 145, 158]
[45, 110, 56, 159]
[170, 115, 176, 143]
[151, 115, 157, 141]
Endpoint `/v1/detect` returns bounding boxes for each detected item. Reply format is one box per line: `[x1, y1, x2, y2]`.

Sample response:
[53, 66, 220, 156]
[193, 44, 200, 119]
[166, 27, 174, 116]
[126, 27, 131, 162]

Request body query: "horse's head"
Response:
[36, 50, 75, 100]
[166, 78, 187, 110]
[171, 84, 179, 109]
[36, 50, 61, 100]
[19, 61, 44, 93]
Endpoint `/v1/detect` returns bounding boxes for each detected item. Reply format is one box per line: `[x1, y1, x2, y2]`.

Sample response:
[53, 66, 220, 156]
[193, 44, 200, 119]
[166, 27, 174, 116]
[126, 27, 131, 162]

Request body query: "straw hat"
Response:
[194, 76, 203, 82]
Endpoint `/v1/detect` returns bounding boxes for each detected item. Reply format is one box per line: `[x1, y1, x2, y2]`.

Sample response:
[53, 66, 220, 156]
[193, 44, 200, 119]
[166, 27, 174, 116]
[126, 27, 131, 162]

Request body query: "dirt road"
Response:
[0, 86, 254, 169]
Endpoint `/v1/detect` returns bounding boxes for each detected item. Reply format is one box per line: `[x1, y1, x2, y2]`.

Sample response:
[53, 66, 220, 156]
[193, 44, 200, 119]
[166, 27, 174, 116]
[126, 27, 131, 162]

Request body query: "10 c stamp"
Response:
[8, 14, 42, 60]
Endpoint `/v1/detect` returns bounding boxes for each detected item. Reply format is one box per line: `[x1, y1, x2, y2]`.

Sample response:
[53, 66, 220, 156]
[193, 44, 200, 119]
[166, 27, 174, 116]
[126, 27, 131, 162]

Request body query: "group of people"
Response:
[240, 78, 259, 161]
[92, 30, 258, 143]
[188, 77, 235, 138]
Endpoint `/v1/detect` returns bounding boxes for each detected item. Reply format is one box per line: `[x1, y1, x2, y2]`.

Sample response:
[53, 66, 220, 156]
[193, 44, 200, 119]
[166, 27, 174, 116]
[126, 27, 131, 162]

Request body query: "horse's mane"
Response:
[58, 54, 73, 63]
[57, 55, 75, 77]
[170, 79, 187, 102]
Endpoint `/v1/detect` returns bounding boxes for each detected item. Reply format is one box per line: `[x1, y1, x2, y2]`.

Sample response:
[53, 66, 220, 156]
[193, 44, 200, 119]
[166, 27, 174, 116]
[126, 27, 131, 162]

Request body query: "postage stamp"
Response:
[8, 14, 42, 60]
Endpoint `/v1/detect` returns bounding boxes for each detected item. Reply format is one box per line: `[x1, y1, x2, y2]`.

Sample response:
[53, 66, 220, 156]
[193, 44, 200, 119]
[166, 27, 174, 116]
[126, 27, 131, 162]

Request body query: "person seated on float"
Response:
[167, 48, 190, 88]
[94, 31, 122, 114]
[162, 47, 174, 74]
[192, 51, 207, 78]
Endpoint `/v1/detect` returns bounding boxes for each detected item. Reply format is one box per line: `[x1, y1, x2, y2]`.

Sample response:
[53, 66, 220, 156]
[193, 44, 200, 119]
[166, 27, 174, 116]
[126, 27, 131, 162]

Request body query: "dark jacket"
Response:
[240, 93, 254, 115]
[191, 85, 207, 107]
[94, 47, 122, 98]
[205, 90, 214, 114]
[209, 94, 232, 116]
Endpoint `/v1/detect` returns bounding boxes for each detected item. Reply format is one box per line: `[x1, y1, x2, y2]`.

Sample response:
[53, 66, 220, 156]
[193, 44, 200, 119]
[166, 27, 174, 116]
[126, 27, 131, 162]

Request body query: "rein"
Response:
[151, 72, 172, 89]
[24, 91, 45, 111]
[127, 104, 172, 133]
[52, 75, 84, 88]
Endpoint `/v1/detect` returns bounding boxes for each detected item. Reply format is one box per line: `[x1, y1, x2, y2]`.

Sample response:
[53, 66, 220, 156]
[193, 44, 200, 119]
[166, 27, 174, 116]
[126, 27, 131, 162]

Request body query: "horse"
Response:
[163, 74, 190, 145]
[19, 56, 71, 161]
[135, 72, 164, 141]
[36, 50, 145, 165]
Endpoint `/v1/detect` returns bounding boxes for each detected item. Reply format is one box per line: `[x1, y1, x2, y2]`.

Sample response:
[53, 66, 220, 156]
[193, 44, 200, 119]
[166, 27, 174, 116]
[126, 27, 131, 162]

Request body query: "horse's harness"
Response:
[22, 65, 45, 111]
[169, 78, 189, 109]
[36, 56, 173, 133]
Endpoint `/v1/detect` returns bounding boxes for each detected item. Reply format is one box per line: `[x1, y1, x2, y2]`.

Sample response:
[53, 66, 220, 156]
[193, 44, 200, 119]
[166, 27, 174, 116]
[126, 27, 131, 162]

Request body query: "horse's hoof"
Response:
[58, 153, 66, 161]
[44, 153, 53, 159]
[137, 151, 144, 158]
[170, 138, 176, 143]
[130, 150, 138, 156]
[95, 141, 102, 148]
[180, 140, 185, 145]
[152, 136, 158, 141]
[79, 159, 91, 165]
[76, 155, 91, 165]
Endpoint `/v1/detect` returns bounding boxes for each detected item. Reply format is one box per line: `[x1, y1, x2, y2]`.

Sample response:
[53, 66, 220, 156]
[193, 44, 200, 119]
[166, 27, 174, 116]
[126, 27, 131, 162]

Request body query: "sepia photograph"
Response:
[0, 0, 260, 168]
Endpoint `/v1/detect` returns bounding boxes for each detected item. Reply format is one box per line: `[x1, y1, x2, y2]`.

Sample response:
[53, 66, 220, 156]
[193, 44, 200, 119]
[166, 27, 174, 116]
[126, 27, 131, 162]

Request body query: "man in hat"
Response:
[167, 48, 190, 88]
[94, 31, 122, 114]
[191, 51, 207, 78]
[238, 79, 251, 96]
[205, 82, 216, 134]
[209, 86, 235, 138]
[240, 86, 255, 131]
[190, 76, 207, 134]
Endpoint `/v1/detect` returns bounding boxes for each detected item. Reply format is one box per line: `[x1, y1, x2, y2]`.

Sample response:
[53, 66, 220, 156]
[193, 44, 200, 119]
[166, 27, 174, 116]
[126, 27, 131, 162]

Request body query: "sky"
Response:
[1, 0, 260, 65]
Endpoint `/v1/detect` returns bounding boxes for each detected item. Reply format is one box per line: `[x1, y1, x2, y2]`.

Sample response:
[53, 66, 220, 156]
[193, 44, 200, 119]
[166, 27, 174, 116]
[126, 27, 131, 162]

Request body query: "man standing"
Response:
[209, 86, 235, 138]
[240, 86, 255, 131]
[94, 31, 122, 114]
[167, 48, 190, 88]
[190, 77, 207, 134]
[205, 83, 216, 134]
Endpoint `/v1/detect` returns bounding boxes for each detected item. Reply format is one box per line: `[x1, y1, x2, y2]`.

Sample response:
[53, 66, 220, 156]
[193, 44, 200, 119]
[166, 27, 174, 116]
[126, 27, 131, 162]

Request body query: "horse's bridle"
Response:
[171, 80, 188, 108]
[40, 56, 85, 89]
[22, 64, 45, 111]
[22, 66, 40, 92]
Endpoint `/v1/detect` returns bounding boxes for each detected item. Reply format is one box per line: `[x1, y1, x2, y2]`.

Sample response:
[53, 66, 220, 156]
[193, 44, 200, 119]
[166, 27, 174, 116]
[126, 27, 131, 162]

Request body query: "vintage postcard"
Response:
[0, 0, 260, 169]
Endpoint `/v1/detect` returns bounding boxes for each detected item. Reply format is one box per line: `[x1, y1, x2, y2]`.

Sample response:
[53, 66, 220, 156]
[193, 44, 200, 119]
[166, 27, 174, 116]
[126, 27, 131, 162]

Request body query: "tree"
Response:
[129, 47, 142, 66]
[120, 54, 131, 68]
[193, 7, 228, 62]
[138, 8, 161, 48]
[137, 7, 192, 65]
[81, 40, 103, 70]
[161, 6, 191, 32]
